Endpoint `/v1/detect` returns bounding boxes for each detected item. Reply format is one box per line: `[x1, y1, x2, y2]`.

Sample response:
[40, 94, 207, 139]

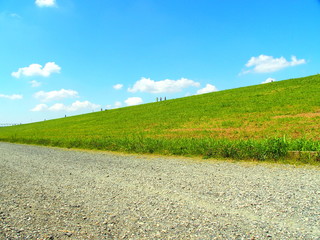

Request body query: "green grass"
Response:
[1, 74, 320, 164]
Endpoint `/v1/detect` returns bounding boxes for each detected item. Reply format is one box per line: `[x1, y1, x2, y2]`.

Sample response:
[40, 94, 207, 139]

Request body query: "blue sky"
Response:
[1, 0, 319, 123]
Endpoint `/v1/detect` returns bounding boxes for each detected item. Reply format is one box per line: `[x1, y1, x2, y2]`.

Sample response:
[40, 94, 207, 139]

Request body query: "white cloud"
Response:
[114, 101, 122, 108]
[29, 80, 42, 87]
[35, 0, 56, 7]
[242, 55, 306, 74]
[196, 84, 218, 95]
[113, 84, 123, 90]
[261, 78, 276, 84]
[12, 62, 61, 78]
[70, 101, 100, 111]
[49, 101, 100, 112]
[48, 103, 65, 111]
[0, 94, 23, 100]
[31, 101, 100, 112]
[128, 77, 200, 93]
[31, 104, 48, 112]
[34, 89, 79, 102]
[124, 97, 143, 106]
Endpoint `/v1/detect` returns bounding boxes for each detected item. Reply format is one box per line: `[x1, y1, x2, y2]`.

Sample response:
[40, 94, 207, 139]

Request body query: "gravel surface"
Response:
[0, 142, 319, 239]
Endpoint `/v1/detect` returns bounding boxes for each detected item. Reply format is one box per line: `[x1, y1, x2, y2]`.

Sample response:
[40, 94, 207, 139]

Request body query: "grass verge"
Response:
[2, 136, 319, 165]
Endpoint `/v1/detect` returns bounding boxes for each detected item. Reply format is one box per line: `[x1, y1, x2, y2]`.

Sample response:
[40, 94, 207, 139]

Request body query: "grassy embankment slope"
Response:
[1, 74, 320, 163]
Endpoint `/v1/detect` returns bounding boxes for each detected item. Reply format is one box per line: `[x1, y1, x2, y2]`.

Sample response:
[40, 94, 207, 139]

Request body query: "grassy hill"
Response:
[1, 74, 320, 163]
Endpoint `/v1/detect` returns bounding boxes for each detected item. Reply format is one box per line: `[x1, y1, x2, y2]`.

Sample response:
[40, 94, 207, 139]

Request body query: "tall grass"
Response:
[2, 135, 320, 164]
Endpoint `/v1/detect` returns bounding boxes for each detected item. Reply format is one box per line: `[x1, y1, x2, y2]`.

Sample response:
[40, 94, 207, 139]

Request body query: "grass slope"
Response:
[1, 74, 320, 163]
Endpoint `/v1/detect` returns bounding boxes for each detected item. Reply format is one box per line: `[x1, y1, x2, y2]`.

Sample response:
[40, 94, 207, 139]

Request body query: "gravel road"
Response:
[0, 142, 319, 239]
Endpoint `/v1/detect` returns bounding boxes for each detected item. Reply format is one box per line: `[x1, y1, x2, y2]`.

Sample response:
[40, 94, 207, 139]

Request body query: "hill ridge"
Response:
[1, 74, 320, 163]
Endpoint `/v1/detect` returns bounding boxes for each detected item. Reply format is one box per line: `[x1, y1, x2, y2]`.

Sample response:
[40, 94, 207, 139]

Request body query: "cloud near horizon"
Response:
[0, 94, 23, 100]
[261, 78, 276, 84]
[124, 97, 143, 106]
[34, 89, 78, 102]
[242, 55, 306, 74]
[114, 101, 122, 108]
[196, 84, 218, 95]
[12, 62, 61, 78]
[31, 101, 101, 112]
[35, 0, 56, 7]
[128, 77, 200, 94]
[106, 101, 122, 109]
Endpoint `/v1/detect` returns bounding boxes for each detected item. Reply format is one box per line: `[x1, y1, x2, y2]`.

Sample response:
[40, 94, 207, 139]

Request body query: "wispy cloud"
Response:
[12, 62, 61, 78]
[34, 89, 78, 102]
[35, 0, 56, 8]
[113, 84, 123, 90]
[31, 101, 100, 112]
[0, 12, 22, 20]
[0, 94, 23, 100]
[124, 97, 143, 106]
[10, 13, 21, 18]
[106, 101, 122, 109]
[241, 55, 306, 74]
[196, 84, 218, 95]
[29, 80, 42, 88]
[128, 77, 200, 94]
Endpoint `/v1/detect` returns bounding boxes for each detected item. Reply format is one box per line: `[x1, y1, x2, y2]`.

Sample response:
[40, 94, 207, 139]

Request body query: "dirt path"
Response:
[0, 142, 319, 239]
